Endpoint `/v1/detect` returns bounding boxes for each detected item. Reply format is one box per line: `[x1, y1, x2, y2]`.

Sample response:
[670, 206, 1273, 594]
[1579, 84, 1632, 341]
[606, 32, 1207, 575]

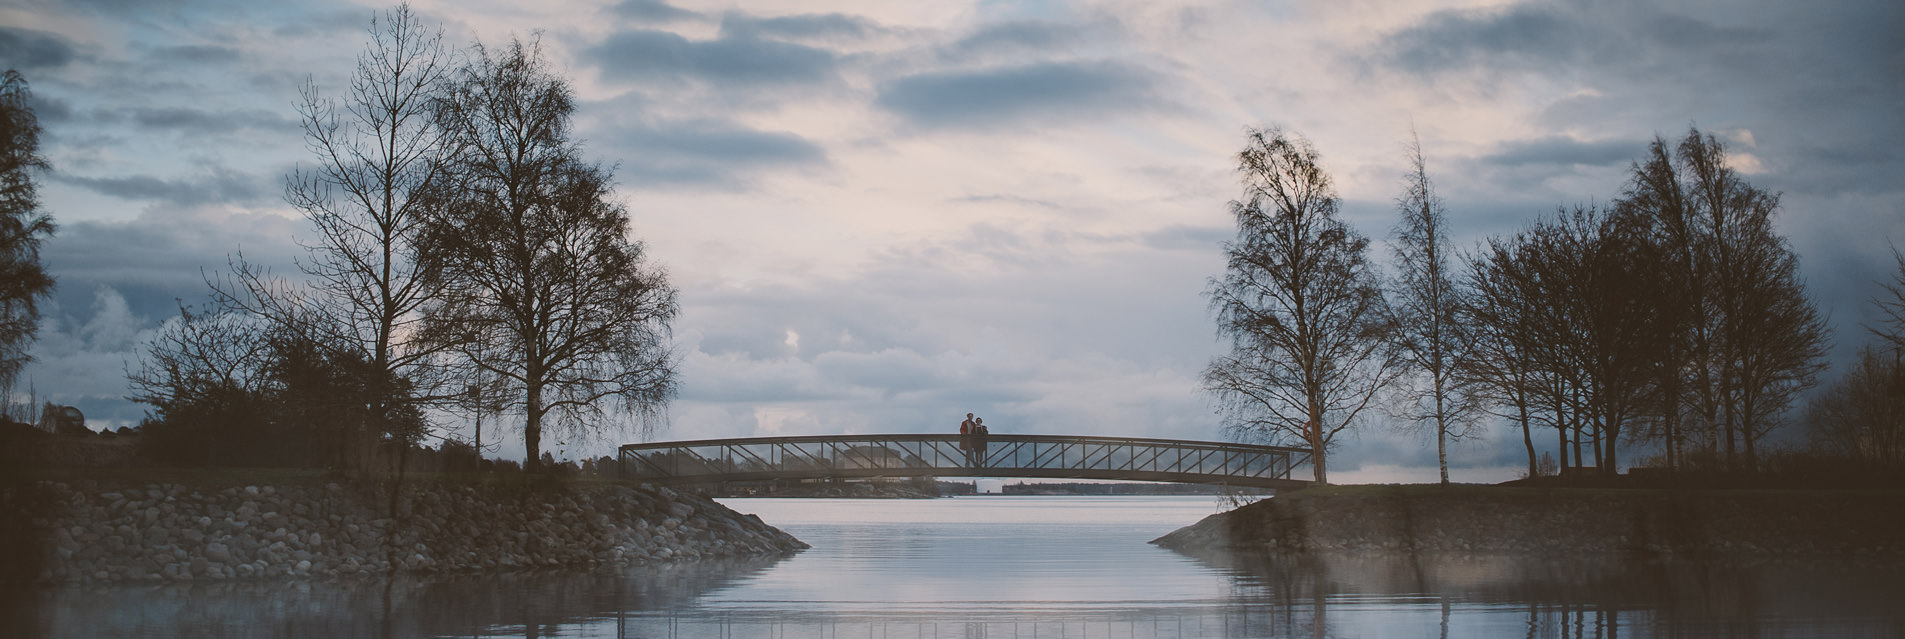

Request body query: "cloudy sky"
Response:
[3, 0, 1900, 482]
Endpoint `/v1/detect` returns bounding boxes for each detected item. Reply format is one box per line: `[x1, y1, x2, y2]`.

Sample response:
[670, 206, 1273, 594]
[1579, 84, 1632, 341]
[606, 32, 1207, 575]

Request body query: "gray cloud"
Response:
[588, 28, 839, 88]
[41, 208, 303, 330]
[116, 106, 294, 135]
[610, 118, 827, 187]
[25, 92, 74, 123]
[0, 26, 79, 71]
[55, 168, 272, 206]
[151, 44, 241, 64]
[1374, 1, 1904, 197]
[271, 9, 377, 39]
[719, 12, 879, 43]
[1141, 225, 1229, 252]
[875, 61, 1164, 129]
[942, 20, 1089, 61]
[1481, 136, 1642, 168]
[54, 0, 188, 17]
[611, 0, 704, 23]
[1375, 1, 1761, 75]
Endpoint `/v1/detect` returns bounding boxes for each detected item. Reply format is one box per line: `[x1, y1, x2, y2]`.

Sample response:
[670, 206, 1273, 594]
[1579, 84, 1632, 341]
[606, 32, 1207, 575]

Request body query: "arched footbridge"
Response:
[618, 434, 1313, 489]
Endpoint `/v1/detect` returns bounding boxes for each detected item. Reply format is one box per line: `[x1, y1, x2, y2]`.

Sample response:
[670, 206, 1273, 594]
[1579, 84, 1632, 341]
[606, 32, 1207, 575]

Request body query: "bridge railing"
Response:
[617, 434, 1312, 488]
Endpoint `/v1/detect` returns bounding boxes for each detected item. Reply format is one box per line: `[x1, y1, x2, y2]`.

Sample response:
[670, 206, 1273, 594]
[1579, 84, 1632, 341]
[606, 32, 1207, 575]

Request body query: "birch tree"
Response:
[1388, 133, 1477, 485]
[1204, 127, 1398, 485]
[425, 39, 679, 473]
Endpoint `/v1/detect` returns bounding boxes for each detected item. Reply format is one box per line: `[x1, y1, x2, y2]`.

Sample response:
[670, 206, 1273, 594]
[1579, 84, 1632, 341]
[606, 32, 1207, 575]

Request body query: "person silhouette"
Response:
[959, 412, 974, 462]
[972, 417, 989, 468]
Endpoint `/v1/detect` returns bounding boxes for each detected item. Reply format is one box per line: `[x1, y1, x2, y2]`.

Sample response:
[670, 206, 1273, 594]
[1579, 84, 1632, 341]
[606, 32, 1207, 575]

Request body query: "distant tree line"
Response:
[125, 4, 679, 475]
[1206, 125, 1901, 484]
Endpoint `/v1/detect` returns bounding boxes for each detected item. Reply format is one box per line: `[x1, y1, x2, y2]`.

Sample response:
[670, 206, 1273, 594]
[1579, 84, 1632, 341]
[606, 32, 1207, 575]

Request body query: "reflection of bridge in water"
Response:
[618, 434, 1313, 489]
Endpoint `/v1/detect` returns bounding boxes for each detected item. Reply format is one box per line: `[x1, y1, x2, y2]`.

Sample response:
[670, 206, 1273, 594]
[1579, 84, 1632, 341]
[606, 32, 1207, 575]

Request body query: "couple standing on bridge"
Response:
[958, 413, 990, 467]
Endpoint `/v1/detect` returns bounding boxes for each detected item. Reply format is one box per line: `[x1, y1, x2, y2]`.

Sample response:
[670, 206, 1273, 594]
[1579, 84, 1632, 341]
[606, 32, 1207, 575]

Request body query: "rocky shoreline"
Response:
[23, 479, 807, 584]
[1152, 486, 1905, 559]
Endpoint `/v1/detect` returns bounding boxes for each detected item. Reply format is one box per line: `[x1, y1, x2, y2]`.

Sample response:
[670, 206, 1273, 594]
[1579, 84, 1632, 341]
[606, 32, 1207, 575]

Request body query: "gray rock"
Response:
[204, 543, 233, 564]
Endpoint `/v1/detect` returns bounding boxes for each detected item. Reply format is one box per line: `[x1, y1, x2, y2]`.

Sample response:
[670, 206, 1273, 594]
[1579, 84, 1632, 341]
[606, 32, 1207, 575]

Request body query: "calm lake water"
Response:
[16, 495, 1905, 638]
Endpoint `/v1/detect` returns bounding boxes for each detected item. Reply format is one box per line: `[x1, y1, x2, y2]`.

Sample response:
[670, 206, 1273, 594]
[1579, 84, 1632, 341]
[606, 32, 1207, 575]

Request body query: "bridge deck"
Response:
[617, 434, 1312, 489]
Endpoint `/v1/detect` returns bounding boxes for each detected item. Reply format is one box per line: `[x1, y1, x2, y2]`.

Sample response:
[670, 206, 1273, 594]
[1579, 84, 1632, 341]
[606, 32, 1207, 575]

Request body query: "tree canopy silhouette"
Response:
[0, 70, 55, 394]
[424, 39, 679, 473]
[216, 4, 457, 468]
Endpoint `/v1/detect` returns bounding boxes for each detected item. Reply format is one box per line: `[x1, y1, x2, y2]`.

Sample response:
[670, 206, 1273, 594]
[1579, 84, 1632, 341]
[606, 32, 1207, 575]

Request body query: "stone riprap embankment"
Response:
[31, 480, 806, 584]
[1153, 487, 1905, 558]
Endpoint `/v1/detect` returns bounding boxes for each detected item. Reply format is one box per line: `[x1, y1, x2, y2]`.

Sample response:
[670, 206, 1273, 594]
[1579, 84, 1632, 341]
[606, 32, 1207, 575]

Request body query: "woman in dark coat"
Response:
[972, 418, 989, 467]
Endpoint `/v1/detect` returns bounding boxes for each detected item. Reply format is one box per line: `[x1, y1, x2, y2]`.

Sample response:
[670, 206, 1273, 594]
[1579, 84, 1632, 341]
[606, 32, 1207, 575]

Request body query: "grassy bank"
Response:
[1154, 484, 1905, 558]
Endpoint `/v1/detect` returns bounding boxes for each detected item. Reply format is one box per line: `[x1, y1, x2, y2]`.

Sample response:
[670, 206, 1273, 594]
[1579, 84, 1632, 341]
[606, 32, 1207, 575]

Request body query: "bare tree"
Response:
[1387, 132, 1478, 485]
[1461, 236, 1543, 477]
[1806, 250, 1905, 467]
[1806, 347, 1905, 466]
[0, 70, 55, 394]
[126, 304, 274, 466]
[1725, 227, 1827, 463]
[1465, 206, 1667, 476]
[1620, 128, 1828, 469]
[1569, 206, 1669, 474]
[1872, 249, 1905, 353]
[217, 4, 458, 468]
[1203, 127, 1397, 485]
[1618, 137, 1702, 471]
[126, 305, 273, 419]
[426, 39, 679, 473]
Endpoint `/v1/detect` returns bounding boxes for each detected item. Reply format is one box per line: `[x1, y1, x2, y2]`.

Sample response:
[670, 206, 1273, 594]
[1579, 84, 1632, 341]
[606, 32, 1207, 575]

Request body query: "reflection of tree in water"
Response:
[28, 553, 793, 639]
[1180, 549, 1905, 637]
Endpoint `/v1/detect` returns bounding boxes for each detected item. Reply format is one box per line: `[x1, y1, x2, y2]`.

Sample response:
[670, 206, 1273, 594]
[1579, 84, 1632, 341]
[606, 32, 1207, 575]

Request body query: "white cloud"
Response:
[18, 287, 161, 428]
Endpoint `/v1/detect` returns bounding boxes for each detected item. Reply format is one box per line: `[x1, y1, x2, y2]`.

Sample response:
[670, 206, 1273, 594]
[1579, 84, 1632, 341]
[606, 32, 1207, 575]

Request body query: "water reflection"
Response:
[1199, 551, 1905, 638]
[26, 553, 792, 639]
[614, 605, 1307, 638]
[24, 497, 1905, 638]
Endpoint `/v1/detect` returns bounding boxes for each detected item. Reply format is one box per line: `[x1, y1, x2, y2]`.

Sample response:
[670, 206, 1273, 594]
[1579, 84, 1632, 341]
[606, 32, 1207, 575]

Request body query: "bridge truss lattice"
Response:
[617, 434, 1311, 489]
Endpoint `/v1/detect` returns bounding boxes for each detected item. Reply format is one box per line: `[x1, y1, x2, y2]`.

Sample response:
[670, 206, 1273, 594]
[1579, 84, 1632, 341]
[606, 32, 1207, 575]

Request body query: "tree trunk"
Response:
[1663, 375, 1680, 472]
[1435, 383, 1449, 486]
[1591, 418, 1604, 469]
[1556, 411, 1568, 470]
[524, 381, 543, 473]
[1722, 378, 1739, 469]
[1572, 421, 1585, 471]
[1310, 414, 1328, 485]
[1602, 413, 1618, 475]
[1519, 400, 1535, 478]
